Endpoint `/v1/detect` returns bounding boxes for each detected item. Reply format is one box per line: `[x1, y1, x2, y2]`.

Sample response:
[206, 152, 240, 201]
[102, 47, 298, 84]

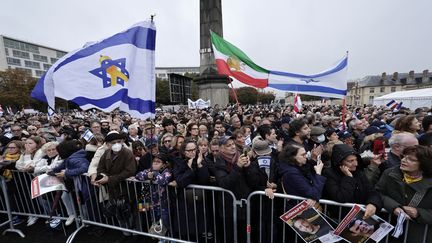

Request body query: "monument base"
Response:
[195, 74, 230, 108]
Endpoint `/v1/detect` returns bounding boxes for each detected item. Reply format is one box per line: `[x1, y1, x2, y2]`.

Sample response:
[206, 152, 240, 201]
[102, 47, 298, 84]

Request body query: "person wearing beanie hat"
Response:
[135, 152, 172, 232]
[244, 139, 279, 242]
[322, 144, 382, 220]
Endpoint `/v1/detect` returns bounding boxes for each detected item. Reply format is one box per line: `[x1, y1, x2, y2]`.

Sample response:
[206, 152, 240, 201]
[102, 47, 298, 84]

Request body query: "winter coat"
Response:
[136, 166, 172, 228]
[52, 150, 90, 203]
[173, 157, 209, 188]
[171, 157, 210, 237]
[376, 167, 432, 243]
[135, 167, 172, 209]
[279, 161, 326, 201]
[34, 155, 63, 175]
[322, 144, 382, 208]
[245, 155, 278, 191]
[15, 149, 44, 171]
[97, 147, 136, 198]
[214, 156, 252, 200]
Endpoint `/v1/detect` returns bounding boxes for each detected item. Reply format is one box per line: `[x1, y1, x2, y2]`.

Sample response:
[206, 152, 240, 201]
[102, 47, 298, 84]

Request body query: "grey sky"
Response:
[1, 0, 431, 82]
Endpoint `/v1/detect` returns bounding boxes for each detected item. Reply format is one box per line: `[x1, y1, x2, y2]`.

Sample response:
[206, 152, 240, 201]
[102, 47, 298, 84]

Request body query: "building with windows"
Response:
[156, 66, 199, 80]
[0, 35, 67, 78]
[347, 70, 432, 106]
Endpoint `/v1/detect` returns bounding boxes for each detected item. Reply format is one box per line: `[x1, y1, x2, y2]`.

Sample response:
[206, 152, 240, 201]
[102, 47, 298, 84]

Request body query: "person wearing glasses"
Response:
[10, 125, 25, 141]
[159, 133, 173, 155]
[172, 138, 210, 240]
[185, 123, 200, 141]
[376, 145, 432, 242]
[1, 140, 25, 225]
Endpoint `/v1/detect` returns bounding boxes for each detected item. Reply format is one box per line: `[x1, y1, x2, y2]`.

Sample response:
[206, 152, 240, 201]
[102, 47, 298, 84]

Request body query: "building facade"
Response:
[0, 35, 67, 78]
[347, 70, 432, 106]
[156, 66, 199, 80]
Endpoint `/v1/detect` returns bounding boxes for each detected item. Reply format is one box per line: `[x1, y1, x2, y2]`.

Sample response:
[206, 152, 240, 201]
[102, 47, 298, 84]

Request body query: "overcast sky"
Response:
[1, 0, 431, 85]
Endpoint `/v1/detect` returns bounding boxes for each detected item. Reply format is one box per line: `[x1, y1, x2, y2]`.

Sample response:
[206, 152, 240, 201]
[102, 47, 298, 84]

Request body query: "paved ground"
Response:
[0, 215, 159, 243]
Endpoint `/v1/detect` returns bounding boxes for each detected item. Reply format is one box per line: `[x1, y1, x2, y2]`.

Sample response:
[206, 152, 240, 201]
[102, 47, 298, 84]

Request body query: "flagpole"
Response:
[228, 77, 239, 106]
[342, 96, 346, 130]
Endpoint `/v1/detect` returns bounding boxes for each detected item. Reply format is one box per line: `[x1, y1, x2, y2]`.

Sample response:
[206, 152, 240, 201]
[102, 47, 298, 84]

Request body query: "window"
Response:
[369, 96, 374, 100]
[391, 87, 396, 92]
[5, 48, 9, 56]
[43, 63, 52, 70]
[33, 54, 48, 62]
[6, 57, 21, 66]
[50, 58, 58, 64]
[56, 51, 66, 58]
[369, 88, 374, 93]
[24, 60, 40, 69]
[35, 70, 46, 77]
[4, 38, 39, 53]
[12, 50, 30, 59]
[380, 87, 385, 92]
[16, 67, 32, 76]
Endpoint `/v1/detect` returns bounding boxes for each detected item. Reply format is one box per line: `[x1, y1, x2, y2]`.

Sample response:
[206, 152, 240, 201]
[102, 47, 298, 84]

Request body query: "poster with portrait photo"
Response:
[280, 200, 343, 243]
[334, 204, 394, 243]
[31, 173, 67, 199]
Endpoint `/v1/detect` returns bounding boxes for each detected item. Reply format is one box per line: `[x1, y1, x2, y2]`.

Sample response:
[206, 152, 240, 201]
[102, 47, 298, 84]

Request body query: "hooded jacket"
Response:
[322, 144, 382, 209]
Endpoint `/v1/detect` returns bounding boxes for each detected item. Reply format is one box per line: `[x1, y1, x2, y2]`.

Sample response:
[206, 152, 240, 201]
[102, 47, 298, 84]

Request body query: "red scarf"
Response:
[219, 150, 240, 172]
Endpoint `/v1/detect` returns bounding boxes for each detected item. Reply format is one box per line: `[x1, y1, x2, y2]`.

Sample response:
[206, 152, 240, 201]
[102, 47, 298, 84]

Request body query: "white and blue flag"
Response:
[268, 55, 348, 99]
[31, 21, 156, 118]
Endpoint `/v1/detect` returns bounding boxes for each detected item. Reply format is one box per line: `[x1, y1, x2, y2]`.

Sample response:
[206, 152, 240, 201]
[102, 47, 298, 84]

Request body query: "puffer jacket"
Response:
[322, 144, 382, 209]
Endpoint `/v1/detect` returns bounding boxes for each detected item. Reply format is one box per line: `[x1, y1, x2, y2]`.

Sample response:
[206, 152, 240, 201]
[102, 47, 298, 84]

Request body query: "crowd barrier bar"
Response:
[0, 175, 25, 237]
[66, 175, 240, 243]
[1, 171, 428, 243]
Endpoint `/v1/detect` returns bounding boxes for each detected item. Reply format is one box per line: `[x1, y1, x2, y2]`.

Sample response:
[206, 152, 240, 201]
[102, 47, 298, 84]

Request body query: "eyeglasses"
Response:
[401, 155, 419, 163]
[191, 127, 199, 130]
[164, 140, 172, 143]
[185, 148, 197, 152]
[27, 129, 36, 131]
[11, 129, 21, 132]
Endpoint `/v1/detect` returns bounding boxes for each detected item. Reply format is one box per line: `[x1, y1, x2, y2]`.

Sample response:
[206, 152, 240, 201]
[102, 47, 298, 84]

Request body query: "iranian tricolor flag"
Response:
[210, 31, 269, 89]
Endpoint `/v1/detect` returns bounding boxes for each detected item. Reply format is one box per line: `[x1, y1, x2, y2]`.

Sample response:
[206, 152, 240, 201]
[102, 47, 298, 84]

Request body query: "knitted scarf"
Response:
[403, 172, 423, 184]
[4, 152, 20, 162]
[219, 150, 240, 172]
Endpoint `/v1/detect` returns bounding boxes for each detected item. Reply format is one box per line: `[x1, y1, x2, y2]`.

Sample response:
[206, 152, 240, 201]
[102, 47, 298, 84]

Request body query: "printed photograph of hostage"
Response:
[335, 205, 394, 243]
[285, 207, 340, 243]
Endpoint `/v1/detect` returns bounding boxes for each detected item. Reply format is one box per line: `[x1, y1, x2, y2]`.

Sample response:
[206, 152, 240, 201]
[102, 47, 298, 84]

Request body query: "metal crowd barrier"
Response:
[1, 171, 429, 243]
[246, 191, 429, 243]
[66, 175, 239, 243]
[0, 175, 25, 237]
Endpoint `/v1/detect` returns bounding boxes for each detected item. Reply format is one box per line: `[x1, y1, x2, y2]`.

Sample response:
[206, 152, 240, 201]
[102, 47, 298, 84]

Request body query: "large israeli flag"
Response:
[268, 55, 348, 99]
[31, 21, 156, 118]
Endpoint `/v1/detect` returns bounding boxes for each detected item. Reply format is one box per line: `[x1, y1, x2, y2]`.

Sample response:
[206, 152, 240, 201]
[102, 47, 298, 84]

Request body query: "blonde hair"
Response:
[41, 141, 59, 153]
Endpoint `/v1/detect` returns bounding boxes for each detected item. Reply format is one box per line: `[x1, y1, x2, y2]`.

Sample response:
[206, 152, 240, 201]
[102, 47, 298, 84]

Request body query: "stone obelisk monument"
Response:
[195, 0, 229, 107]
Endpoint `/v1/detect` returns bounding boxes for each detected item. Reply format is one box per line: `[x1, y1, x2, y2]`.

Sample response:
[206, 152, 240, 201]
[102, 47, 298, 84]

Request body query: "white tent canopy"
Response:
[373, 88, 432, 110]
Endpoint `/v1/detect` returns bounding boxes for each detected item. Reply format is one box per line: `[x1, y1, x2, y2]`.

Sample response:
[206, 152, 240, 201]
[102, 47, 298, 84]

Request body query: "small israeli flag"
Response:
[82, 129, 94, 142]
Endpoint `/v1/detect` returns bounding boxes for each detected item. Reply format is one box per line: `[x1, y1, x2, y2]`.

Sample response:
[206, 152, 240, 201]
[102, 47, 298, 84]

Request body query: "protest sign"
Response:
[334, 204, 394, 243]
[31, 174, 67, 199]
[280, 200, 342, 243]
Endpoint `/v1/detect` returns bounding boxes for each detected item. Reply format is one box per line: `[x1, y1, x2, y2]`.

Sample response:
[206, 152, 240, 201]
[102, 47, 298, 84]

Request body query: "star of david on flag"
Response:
[31, 20, 156, 119]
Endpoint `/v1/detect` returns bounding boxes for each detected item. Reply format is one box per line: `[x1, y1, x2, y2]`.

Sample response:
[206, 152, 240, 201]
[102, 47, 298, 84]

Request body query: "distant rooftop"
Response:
[358, 71, 432, 87]
[1, 35, 68, 53]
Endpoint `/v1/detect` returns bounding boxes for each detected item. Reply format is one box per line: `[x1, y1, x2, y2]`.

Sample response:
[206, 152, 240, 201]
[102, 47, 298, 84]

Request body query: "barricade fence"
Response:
[0, 171, 429, 243]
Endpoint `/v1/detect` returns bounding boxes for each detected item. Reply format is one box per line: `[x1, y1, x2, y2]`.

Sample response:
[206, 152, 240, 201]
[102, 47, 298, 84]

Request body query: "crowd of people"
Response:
[0, 103, 431, 243]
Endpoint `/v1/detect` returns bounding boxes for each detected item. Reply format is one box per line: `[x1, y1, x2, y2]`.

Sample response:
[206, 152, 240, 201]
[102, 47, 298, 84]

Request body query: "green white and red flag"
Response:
[210, 31, 269, 89]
